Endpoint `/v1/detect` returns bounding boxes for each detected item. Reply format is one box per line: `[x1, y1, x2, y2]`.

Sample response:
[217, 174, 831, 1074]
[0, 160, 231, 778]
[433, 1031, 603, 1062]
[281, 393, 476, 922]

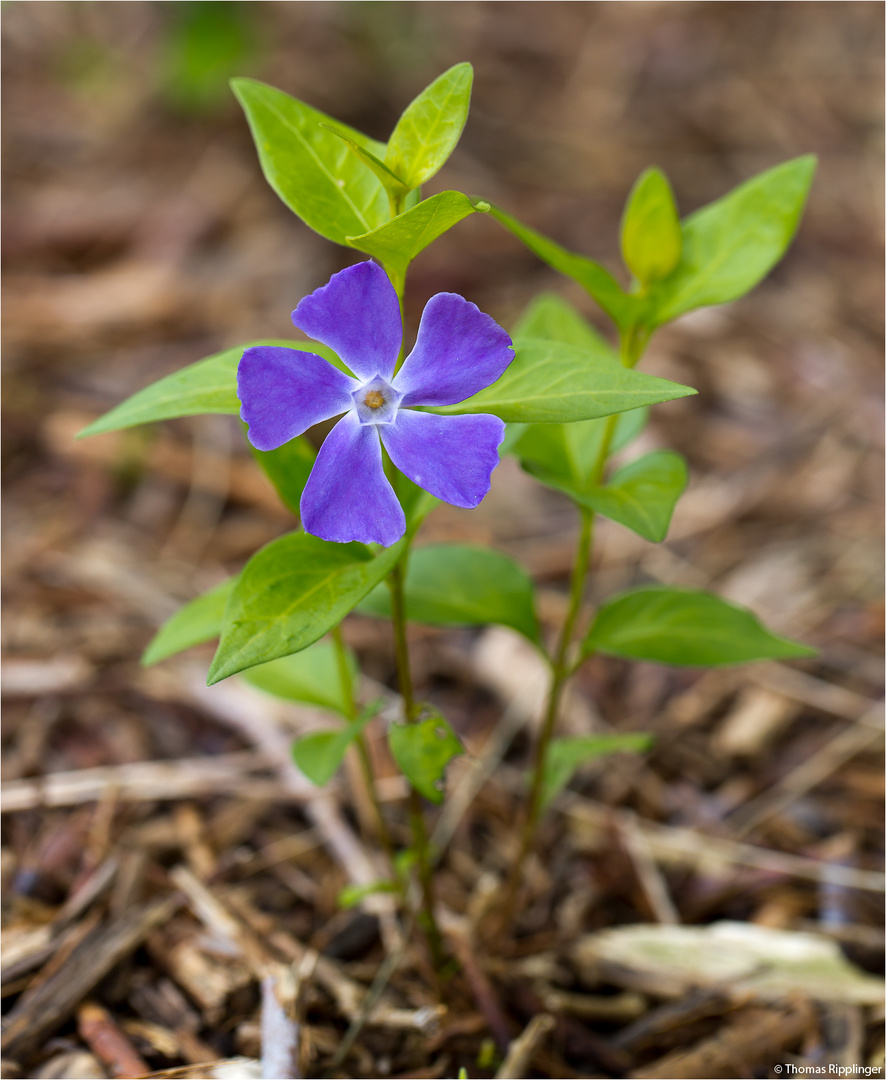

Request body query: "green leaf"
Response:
[585, 586, 817, 666]
[509, 294, 649, 487]
[337, 880, 398, 909]
[250, 435, 316, 517]
[78, 340, 335, 438]
[431, 337, 696, 424]
[621, 167, 682, 285]
[512, 291, 612, 353]
[542, 734, 654, 808]
[208, 532, 405, 684]
[488, 203, 639, 330]
[529, 450, 687, 542]
[388, 710, 463, 804]
[384, 63, 473, 190]
[241, 640, 357, 716]
[514, 409, 648, 490]
[321, 123, 411, 199]
[291, 700, 380, 787]
[648, 155, 816, 326]
[347, 191, 479, 287]
[358, 544, 539, 643]
[389, 468, 440, 533]
[231, 78, 389, 244]
[141, 578, 235, 666]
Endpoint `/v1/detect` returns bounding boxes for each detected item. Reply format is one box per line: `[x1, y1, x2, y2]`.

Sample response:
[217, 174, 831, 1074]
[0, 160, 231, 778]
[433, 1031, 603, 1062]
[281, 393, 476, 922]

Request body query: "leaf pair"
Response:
[232, 64, 474, 273]
[492, 155, 817, 334]
[359, 543, 540, 644]
[508, 293, 687, 542]
[585, 587, 816, 667]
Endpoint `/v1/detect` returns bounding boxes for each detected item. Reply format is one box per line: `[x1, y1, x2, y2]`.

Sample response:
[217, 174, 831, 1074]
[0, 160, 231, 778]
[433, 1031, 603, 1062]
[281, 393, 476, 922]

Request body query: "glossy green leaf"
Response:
[291, 702, 377, 788]
[348, 191, 478, 286]
[512, 291, 612, 353]
[510, 294, 648, 484]
[141, 578, 235, 666]
[488, 203, 639, 330]
[621, 167, 682, 285]
[431, 337, 696, 424]
[389, 468, 440, 533]
[529, 450, 687, 542]
[78, 340, 335, 438]
[648, 155, 816, 326]
[388, 710, 463, 804]
[542, 734, 654, 808]
[241, 640, 357, 716]
[208, 532, 405, 683]
[231, 78, 389, 244]
[514, 408, 648, 488]
[321, 123, 411, 199]
[384, 63, 473, 190]
[585, 586, 817, 666]
[250, 435, 316, 517]
[583, 450, 687, 541]
[358, 544, 539, 643]
[337, 880, 398, 909]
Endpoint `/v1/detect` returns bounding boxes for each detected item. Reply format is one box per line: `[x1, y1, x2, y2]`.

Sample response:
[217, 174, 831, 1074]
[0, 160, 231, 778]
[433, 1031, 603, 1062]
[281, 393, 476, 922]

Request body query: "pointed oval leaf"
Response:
[513, 291, 613, 353]
[585, 586, 817, 666]
[488, 203, 639, 330]
[542, 734, 654, 808]
[649, 155, 816, 326]
[208, 532, 405, 684]
[231, 78, 389, 244]
[388, 712, 463, 805]
[620, 167, 682, 284]
[347, 191, 478, 286]
[241, 640, 357, 716]
[249, 434, 316, 517]
[291, 703, 377, 787]
[514, 409, 648, 489]
[321, 123, 411, 199]
[78, 340, 335, 438]
[574, 450, 688, 541]
[291, 730, 346, 787]
[141, 578, 236, 666]
[431, 337, 696, 424]
[337, 880, 398, 909]
[384, 63, 473, 190]
[358, 543, 539, 643]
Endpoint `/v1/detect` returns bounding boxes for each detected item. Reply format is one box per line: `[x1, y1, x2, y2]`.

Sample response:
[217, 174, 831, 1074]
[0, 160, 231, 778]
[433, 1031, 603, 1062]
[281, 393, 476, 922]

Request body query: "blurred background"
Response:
[1, 2, 883, 1074]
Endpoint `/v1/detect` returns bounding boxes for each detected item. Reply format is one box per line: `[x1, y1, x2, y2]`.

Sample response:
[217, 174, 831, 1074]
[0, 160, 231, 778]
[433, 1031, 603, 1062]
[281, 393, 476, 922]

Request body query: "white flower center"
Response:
[352, 375, 402, 426]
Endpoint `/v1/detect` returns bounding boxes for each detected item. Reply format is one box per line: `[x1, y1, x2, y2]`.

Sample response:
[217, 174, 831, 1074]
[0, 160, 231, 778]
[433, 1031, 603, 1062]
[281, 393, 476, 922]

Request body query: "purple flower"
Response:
[238, 261, 515, 546]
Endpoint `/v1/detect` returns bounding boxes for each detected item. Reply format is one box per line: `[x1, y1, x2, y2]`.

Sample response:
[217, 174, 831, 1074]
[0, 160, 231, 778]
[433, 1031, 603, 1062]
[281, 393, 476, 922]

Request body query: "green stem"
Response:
[496, 324, 652, 928]
[387, 558, 445, 969]
[331, 626, 398, 874]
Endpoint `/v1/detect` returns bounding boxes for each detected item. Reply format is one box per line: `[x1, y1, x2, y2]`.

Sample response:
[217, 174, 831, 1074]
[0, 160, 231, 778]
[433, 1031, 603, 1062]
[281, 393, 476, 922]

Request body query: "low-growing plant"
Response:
[81, 63, 815, 967]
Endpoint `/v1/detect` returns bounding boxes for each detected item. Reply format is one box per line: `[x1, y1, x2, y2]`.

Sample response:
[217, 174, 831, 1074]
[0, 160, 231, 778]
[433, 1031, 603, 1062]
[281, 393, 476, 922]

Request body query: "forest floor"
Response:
[2, 4, 883, 1078]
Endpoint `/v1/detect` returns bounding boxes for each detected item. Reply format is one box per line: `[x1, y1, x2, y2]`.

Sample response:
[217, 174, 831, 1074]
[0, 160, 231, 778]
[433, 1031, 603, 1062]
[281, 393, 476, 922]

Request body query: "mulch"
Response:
[2, 4, 883, 1078]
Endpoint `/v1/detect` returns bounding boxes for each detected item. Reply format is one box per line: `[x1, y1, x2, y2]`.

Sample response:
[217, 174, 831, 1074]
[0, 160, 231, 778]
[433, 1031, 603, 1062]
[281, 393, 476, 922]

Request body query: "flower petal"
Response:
[380, 410, 505, 508]
[238, 346, 356, 452]
[301, 412, 405, 546]
[291, 261, 402, 382]
[393, 293, 514, 407]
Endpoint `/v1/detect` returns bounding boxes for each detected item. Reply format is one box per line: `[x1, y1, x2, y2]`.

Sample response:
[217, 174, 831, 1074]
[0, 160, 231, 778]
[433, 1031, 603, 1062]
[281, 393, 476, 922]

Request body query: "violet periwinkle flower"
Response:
[238, 261, 515, 546]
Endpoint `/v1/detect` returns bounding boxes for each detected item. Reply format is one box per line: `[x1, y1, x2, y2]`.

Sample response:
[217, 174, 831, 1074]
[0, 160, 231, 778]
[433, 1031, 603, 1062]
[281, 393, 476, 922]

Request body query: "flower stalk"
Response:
[388, 558, 445, 969]
[496, 327, 650, 929]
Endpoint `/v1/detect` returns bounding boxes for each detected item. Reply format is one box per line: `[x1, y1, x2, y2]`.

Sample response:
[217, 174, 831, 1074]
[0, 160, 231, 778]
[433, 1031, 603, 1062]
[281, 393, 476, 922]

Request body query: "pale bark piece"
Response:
[575, 921, 885, 1004]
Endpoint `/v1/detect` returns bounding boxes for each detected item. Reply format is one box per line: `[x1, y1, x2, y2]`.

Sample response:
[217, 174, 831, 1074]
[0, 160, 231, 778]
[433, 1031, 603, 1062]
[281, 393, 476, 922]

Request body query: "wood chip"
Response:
[1, 896, 179, 1059]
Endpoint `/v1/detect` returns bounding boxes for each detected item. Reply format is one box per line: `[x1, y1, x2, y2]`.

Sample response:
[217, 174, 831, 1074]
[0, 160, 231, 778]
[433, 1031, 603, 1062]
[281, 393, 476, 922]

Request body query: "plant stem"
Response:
[331, 626, 398, 874]
[388, 558, 445, 969]
[495, 323, 653, 930]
